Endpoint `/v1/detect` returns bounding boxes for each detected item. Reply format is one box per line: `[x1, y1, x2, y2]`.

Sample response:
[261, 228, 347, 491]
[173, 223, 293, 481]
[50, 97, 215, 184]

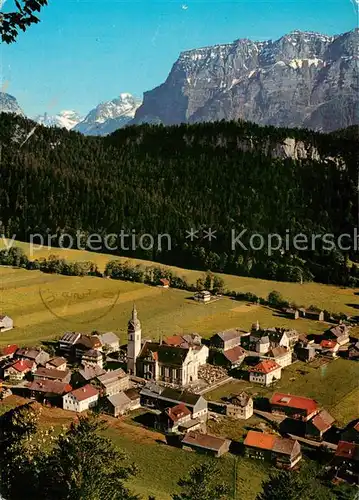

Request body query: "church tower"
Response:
[127, 304, 142, 374]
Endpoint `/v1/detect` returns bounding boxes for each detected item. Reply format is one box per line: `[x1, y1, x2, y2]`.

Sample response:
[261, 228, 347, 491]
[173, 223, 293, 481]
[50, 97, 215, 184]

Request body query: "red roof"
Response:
[69, 384, 98, 402]
[249, 359, 281, 374]
[160, 278, 170, 286]
[244, 430, 276, 450]
[270, 393, 318, 416]
[10, 359, 34, 373]
[320, 340, 337, 349]
[335, 441, 359, 460]
[310, 410, 335, 432]
[223, 346, 246, 364]
[0, 344, 18, 356]
[166, 403, 191, 422]
[164, 335, 184, 346]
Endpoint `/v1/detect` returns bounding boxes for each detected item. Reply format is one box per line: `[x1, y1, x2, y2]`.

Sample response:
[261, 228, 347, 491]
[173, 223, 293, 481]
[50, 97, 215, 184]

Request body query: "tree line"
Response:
[0, 404, 355, 500]
[1, 113, 358, 287]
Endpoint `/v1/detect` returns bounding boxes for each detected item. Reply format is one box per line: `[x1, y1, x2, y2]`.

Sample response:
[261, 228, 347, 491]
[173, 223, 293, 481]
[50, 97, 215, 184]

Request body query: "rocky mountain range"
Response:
[73, 93, 142, 135]
[133, 29, 359, 132]
[0, 92, 24, 116]
[34, 110, 83, 130]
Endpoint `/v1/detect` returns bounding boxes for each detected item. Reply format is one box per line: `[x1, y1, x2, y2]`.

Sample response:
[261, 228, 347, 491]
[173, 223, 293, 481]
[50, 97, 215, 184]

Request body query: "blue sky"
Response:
[0, 0, 357, 117]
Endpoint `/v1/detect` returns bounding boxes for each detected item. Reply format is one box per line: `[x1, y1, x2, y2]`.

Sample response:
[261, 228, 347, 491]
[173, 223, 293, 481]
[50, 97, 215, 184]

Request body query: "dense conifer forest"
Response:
[0, 113, 358, 286]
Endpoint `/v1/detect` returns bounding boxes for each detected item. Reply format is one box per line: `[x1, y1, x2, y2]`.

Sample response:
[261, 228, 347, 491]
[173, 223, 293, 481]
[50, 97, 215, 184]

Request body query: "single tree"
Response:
[1, 0, 49, 44]
[41, 413, 138, 500]
[172, 462, 229, 500]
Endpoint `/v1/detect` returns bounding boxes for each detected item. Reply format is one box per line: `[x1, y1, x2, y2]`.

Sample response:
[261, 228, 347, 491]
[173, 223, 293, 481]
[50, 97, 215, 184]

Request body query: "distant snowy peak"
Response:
[35, 110, 83, 130]
[0, 92, 24, 116]
[74, 93, 142, 136]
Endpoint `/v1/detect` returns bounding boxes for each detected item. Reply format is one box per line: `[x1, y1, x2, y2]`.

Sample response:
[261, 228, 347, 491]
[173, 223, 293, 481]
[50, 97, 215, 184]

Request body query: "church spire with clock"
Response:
[127, 304, 142, 374]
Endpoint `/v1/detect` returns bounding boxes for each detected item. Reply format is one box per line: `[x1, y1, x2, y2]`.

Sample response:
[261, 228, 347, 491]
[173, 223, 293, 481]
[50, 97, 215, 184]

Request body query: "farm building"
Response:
[97, 368, 130, 396]
[210, 329, 242, 351]
[244, 430, 302, 469]
[33, 367, 71, 384]
[45, 357, 67, 371]
[0, 315, 13, 332]
[305, 410, 335, 441]
[181, 432, 231, 457]
[270, 393, 319, 421]
[193, 291, 211, 303]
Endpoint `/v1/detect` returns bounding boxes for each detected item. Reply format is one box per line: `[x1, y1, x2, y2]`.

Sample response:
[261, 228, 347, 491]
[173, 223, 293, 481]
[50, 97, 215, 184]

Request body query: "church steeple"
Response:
[127, 304, 142, 374]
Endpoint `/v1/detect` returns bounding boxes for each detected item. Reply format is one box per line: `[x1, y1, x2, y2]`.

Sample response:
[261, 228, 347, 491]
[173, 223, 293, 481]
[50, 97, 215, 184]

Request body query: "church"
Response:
[127, 305, 208, 387]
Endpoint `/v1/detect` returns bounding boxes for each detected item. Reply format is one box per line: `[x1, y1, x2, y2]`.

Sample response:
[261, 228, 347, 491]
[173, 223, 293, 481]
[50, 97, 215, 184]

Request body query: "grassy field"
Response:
[206, 358, 359, 427]
[1, 239, 358, 316]
[1, 265, 352, 347]
[0, 396, 271, 500]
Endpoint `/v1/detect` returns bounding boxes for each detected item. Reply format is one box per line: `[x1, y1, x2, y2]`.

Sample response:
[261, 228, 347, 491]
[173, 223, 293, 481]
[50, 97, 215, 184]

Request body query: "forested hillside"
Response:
[0, 113, 358, 286]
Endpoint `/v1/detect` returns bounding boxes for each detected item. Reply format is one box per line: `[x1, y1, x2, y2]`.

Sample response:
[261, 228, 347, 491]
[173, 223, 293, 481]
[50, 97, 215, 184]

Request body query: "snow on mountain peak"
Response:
[35, 110, 83, 130]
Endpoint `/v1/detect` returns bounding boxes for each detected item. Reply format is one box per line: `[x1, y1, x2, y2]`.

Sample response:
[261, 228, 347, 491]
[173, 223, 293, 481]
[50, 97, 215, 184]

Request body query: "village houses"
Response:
[63, 384, 99, 412]
[225, 392, 253, 420]
[249, 359, 282, 386]
[244, 430, 302, 469]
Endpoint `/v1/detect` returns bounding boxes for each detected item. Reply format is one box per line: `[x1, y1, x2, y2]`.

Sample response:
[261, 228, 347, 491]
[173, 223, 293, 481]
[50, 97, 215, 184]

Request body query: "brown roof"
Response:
[34, 367, 70, 381]
[76, 335, 102, 350]
[166, 403, 191, 422]
[28, 379, 72, 395]
[223, 346, 246, 364]
[182, 432, 230, 452]
[97, 368, 128, 386]
[335, 441, 359, 461]
[310, 410, 335, 432]
[268, 346, 289, 358]
[216, 329, 241, 342]
[244, 431, 277, 450]
[249, 360, 281, 374]
[270, 393, 318, 416]
[69, 384, 98, 401]
[272, 437, 300, 456]
[328, 325, 349, 338]
[228, 392, 252, 407]
[47, 357, 67, 368]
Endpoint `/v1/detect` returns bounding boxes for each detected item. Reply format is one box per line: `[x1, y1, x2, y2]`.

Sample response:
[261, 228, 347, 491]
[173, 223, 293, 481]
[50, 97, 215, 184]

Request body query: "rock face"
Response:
[74, 93, 142, 136]
[0, 92, 24, 116]
[34, 110, 83, 130]
[133, 29, 359, 132]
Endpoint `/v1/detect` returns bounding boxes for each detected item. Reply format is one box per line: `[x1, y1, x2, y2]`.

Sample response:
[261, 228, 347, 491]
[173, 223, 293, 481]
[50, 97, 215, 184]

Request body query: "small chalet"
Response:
[332, 441, 359, 483]
[106, 392, 132, 417]
[249, 360, 282, 386]
[211, 329, 242, 351]
[157, 403, 203, 434]
[0, 344, 18, 361]
[270, 393, 319, 421]
[221, 346, 246, 368]
[33, 367, 71, 383]
[295, 341, 316, 362]
[45, 357, 67, 371]
[75, 335, 102, 358]
[96, 332, 119, 353]
[59, 332, 81, 355]
[305, 410, 335, 441]
[244, 430, 302, 469]
[283, 308, 299, 320]
[299, 308, 324, 321]
[140, 383, 208, 421]
[15, 347, 50, 366]
[0, 315, 14, 332]
[181, 432, 231, 457]
[265, 346, 292, 368]
[320, 340, 339, 357]
[97, 368, 130, 396]
[226, 392, 253, 420]
[193, 290, 211, 303]
[159, 278, 170, 288]
[82, 349, 103, 368]
[78, 364, 106, 383]
[4, 359, 36, 380]
[324, 324, 350, 346]
[27, 379, 72, 405]
[63, 384, 99, 412]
